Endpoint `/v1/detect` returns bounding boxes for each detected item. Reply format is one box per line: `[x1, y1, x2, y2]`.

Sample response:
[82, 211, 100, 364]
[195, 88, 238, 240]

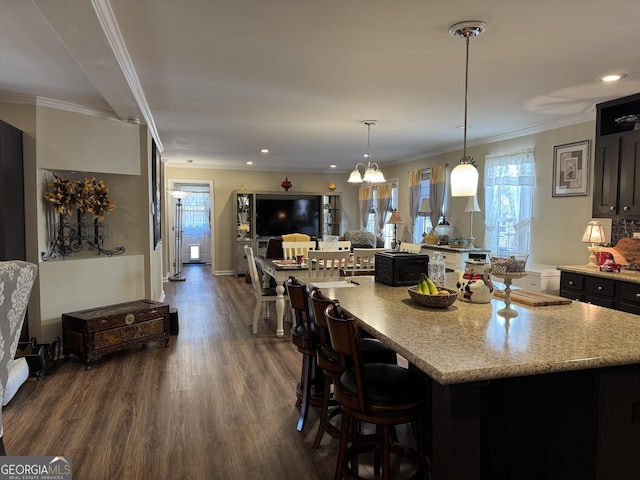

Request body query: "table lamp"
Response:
[581, 220, 606, 267]
[464, 196, 481, 249]
[418, 198, 432, 236]
[386, 209, 403, 249]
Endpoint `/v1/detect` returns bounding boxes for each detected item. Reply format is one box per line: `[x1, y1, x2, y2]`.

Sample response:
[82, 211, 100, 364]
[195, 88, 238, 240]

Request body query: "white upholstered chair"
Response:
[307, 250, 350, 279]
[244, 245, 287, 334]
[282, 241, 317, 260]
[0, 260, 37, 455]
[399, 242, 423, 253]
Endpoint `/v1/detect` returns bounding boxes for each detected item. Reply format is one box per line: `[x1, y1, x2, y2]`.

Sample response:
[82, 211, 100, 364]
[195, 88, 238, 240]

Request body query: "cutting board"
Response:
[493, 289, 571, 306]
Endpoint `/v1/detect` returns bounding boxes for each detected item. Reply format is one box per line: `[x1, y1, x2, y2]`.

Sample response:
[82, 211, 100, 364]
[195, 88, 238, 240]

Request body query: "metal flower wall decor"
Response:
[43, 173, 116, 219]
[42, 172, 124, 260]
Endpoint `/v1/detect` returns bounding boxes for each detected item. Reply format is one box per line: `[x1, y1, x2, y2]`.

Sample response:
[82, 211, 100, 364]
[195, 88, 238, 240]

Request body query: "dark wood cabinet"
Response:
[593, 93, 640, 218]
[0, 119, 25, 261]
[559, 270, 640, 313]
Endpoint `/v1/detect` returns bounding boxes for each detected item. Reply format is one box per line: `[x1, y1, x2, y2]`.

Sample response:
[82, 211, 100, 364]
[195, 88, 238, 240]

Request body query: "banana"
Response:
[426, 277, 439, 295]
[417, 273, 429, 294]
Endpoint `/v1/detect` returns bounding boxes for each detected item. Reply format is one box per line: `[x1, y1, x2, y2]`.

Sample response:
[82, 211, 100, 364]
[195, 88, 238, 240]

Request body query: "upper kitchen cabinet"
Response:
[593, 93, 640, 218]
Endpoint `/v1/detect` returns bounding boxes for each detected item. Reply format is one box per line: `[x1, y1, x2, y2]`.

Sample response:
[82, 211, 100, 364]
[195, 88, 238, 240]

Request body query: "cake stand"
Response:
[492, 272, 527, 318]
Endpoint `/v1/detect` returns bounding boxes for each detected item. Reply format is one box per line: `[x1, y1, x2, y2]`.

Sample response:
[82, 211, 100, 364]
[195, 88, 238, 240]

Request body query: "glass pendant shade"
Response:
[450, 163, 479, 196]
[348, 169, 364, 183]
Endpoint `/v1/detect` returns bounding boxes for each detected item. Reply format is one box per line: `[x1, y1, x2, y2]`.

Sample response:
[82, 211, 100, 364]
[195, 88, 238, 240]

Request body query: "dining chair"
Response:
[0, 260, 38, 455]
[282, 241, 317, 260]
[309, 288, 397, 449]
[317, 240, 351, 251]
[307, 250, 350, 279]
[325, 302, 428, 480]
[286, 277, 322, 432]
[398, 242, 423, 254]
[347, 247, 389, 275]
[244, 245, 287, 334]
[281, 233, 311, 242]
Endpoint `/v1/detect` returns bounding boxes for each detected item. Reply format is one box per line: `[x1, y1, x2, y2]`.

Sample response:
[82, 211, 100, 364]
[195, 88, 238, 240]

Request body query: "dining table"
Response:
[315, 274, 640, 480]
[255, 256, 365, 337]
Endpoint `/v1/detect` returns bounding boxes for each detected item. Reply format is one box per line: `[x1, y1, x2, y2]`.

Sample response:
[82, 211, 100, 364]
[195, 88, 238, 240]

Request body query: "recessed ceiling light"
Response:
[600, 73, 627, 82]
[330, 164, 337, 168]
[246, 161, 253, 165]
[261, 149, 269, 154]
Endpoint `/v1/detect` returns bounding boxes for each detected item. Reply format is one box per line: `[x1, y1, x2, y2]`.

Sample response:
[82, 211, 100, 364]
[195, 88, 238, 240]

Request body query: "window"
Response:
[414, 170, 432, 243]
[364, 183, 398, 248]
[484, 149, 535, 257]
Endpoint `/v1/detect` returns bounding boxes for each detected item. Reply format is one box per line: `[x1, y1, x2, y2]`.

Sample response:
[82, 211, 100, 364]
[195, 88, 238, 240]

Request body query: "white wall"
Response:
[0, 103, 158, 342]
[384, 120, 603, 267]
[164, 167, 358, 275]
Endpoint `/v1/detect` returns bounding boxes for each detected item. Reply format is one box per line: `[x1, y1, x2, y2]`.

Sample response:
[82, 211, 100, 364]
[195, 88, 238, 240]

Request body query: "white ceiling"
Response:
[3, 0, 640, 173]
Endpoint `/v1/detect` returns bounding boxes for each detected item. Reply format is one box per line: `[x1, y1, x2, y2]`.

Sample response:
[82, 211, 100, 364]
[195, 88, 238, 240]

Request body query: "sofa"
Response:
[341, 230, 385, 249]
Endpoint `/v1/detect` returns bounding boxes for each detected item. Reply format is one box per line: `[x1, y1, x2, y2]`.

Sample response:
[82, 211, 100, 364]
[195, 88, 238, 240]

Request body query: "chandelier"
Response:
[347, 120, 386, 183]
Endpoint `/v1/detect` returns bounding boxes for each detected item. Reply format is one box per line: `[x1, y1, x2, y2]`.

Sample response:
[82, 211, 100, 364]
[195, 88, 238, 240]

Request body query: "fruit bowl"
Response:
[407, 286, 457, 309]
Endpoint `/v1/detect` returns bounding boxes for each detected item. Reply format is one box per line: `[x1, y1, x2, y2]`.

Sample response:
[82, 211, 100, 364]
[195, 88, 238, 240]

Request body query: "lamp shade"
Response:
[347, 169, 363, 183]
[464, 196, 481, 213]
[168, 190, 191, 200]
[581, 220, 606, 244]
[418, 198, 431, 217]
[386, 210, 403, 225]
[450, 163, 479, 196]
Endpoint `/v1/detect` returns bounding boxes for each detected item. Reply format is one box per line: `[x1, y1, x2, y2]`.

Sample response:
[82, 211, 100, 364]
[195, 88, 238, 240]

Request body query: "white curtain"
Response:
[484, 149, 536, 255]
[182, 191, 211, 235]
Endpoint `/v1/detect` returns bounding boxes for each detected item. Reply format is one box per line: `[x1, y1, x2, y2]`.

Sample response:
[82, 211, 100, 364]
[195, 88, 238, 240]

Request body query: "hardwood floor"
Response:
[2, 265, 339, 479]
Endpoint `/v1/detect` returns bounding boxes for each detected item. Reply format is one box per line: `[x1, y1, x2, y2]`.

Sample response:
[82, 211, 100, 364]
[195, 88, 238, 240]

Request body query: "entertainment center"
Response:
[232, 190, 341, 276]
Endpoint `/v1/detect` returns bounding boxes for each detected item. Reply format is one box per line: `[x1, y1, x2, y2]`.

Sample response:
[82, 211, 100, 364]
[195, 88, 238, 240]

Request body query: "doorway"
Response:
[168, 180, 214, 276]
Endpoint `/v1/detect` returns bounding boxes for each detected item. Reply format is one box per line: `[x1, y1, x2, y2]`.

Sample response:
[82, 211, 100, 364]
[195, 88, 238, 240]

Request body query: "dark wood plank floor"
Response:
[2, 265, 338, 479]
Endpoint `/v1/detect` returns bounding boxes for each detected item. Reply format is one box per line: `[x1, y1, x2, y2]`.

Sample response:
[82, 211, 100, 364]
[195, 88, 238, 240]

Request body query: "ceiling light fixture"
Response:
[347, 120, 386, 183]
[600, 73, 627, 83]
[449, 20, 486, 197]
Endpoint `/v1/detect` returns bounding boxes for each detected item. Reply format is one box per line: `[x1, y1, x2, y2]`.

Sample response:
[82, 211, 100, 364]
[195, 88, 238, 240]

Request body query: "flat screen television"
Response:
[255, 195, 321, 237]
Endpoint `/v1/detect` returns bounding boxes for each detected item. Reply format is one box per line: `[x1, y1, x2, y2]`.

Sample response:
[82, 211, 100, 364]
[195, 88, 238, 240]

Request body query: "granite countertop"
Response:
[558, 264, 640, 284]
[319, 275, 640, 386]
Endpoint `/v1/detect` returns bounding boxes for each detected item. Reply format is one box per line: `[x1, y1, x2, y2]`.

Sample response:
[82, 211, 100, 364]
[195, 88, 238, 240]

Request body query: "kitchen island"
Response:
[317, 275, 640, 480]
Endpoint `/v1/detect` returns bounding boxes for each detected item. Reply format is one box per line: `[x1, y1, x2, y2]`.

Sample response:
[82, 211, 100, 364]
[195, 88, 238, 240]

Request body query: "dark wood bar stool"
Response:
[286, 277, 323, 432]
[309, 288, 397, 449]
[325, 303, 428, 480]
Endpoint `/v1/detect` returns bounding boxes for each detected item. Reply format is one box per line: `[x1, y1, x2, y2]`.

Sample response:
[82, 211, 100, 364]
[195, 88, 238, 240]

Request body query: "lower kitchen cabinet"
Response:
[559, 267, 640, 313]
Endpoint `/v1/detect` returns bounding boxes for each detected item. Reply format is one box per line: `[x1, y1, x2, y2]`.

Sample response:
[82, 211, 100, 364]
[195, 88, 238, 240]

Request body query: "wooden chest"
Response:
[62, 299, 170, 369]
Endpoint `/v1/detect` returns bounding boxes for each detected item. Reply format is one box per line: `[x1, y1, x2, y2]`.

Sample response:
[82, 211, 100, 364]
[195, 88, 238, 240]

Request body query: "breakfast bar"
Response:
[318, 275, 640, 480]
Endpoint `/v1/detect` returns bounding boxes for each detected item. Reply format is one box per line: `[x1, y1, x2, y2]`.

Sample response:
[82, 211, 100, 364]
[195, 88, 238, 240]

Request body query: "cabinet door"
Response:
[592, 135, 620, 217]
[618, 131, 640, 217]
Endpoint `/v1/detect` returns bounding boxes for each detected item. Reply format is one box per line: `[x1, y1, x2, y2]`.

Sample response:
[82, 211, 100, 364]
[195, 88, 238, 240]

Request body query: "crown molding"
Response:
[92, 0, 163, 150]
[0, 93, 122, 120]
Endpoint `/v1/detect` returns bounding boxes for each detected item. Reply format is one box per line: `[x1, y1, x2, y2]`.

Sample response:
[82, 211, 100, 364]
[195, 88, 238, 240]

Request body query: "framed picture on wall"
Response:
[152, 139, 162, 249]
[552, 140, 591, 197]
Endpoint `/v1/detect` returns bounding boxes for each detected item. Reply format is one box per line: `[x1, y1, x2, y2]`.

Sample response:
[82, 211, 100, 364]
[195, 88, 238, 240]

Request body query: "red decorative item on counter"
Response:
[596, 251, 613, 266]
[281, 177, 292, 191]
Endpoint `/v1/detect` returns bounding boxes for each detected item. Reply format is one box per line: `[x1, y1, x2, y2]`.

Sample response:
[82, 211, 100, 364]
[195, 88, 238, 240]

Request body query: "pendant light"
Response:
[449, 21, 486, 197]
[347, 120, 386, 183]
